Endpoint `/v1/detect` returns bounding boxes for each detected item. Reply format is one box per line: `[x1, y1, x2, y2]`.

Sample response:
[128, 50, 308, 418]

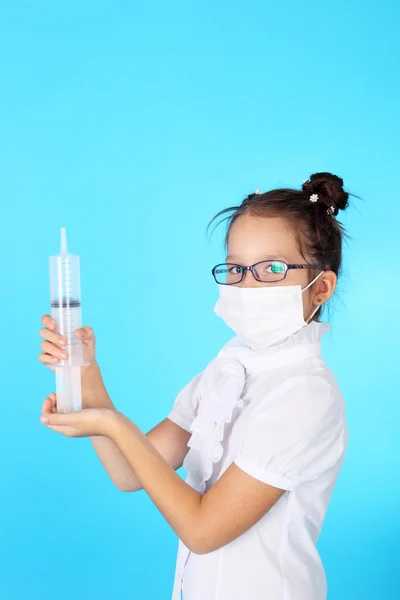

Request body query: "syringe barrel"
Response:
[49, 253, 84, 366]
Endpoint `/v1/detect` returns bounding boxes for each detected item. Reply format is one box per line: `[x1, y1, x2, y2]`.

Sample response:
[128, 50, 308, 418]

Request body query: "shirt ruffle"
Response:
[183, 356, 246, 494]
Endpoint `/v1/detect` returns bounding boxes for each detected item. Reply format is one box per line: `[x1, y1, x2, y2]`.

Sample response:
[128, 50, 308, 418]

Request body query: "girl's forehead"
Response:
[227, 214, 300, 261]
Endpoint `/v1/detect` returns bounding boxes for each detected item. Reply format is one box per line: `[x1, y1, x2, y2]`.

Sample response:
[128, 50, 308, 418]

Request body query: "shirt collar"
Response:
[217, 321, 331, 373]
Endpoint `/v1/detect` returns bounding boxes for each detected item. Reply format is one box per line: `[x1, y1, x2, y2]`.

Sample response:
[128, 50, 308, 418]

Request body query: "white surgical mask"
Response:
[214, 271, 325, 350]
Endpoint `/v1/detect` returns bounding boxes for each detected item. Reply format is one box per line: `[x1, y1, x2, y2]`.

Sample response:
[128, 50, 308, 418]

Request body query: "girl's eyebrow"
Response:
[226, 254, 291, 263]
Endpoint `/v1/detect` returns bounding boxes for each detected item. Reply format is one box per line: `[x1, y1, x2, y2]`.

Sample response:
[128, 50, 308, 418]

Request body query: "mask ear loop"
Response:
[305, 303, 322, 324]
[301, 270, 325, 324]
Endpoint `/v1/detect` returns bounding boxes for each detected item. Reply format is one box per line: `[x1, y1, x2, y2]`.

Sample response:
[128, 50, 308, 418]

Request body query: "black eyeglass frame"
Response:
[211, 260, 326, 285]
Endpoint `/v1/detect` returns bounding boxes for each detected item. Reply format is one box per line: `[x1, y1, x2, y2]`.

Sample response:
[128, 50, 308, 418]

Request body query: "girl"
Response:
[38, 171, 352, 600]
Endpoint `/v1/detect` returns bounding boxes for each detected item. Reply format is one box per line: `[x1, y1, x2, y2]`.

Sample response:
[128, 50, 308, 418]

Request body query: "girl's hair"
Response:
[207, 171, 361, 321]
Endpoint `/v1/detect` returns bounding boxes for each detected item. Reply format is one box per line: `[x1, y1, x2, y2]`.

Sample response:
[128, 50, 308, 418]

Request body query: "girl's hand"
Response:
[38, 314, 97, 380]
[40, 393, 117, 438]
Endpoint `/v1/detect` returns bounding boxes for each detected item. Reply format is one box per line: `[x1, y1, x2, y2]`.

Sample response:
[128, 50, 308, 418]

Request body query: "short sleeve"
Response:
[167, 371, 203, 432]
[233, 374, 347, 491]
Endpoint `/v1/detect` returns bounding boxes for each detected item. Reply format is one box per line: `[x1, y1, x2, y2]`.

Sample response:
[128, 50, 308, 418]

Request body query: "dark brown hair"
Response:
[207, 172, 361, 321]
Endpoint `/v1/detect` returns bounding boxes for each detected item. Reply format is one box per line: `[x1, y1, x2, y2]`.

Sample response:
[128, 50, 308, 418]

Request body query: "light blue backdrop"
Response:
[0, 1, 398, 598]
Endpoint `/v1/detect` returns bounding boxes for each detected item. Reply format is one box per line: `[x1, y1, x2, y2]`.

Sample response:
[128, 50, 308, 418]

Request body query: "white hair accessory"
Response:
[254, 189, 262, 194]
[302, 179, 309, 184]
[310, 193, 318, 203]
[327, 205, 335, 215]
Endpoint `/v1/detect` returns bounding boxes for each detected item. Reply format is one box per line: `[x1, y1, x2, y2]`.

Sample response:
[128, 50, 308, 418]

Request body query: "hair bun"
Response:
[302, 172, 349, 215]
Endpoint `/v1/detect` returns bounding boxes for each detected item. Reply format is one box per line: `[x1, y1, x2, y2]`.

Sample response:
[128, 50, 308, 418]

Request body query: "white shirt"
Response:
[167, 321, 348, 600]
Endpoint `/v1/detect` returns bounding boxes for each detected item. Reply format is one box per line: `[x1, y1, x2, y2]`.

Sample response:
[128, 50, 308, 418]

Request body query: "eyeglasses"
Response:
[211, 260, 325, 285]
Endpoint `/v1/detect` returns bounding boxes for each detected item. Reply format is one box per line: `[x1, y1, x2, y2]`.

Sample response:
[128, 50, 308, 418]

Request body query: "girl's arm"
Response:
[39, 317, 191, 493]
[84, 365, 192, 492]
[107, 411, 285, 554]
[90, 418, 191, 492]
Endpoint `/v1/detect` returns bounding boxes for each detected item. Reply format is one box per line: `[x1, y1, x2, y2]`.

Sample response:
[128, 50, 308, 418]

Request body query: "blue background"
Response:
[0, 1, 398, 598]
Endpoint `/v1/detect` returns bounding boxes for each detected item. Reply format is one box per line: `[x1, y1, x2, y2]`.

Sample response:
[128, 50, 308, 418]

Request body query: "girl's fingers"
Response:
[39, 341, 69, 360]
[38, 352, 59, 366]
[42, 393, 57, 415]
[75, 325, 95, 343]
[39, 319, 96, 374]
[42, 398, 49, 414]
[49, 393, 57, 413]
[43, 362, 57, 372]
[39, 326, 66, 347]
[41, 314, 57, 331]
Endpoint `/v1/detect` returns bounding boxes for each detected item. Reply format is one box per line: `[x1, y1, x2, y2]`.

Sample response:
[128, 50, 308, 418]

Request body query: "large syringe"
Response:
[49, 228, 85, 413]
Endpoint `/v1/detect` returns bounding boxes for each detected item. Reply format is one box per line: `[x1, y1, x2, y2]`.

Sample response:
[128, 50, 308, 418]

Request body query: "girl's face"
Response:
[226, 213, 336, 321]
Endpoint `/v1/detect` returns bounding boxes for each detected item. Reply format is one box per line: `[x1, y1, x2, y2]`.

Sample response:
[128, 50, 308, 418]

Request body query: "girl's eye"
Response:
[229, 266, 243, 275]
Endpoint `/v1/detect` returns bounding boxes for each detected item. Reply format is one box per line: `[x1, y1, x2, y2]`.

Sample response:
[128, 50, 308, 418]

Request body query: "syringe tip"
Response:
[60, 227, 68, 254]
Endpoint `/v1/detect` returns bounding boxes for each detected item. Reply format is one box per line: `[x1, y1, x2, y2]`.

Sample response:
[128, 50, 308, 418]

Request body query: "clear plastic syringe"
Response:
[49, 228, 85, 413]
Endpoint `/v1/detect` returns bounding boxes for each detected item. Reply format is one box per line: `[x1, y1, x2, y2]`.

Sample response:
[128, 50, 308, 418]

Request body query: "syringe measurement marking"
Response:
[58, 308, 80, 340]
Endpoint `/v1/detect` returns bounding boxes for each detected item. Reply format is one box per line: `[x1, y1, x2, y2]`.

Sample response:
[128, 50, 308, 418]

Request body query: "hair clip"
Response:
[327, 205, 335, 215]
[310, 193, 318, 203]
[254, 189, 262, 194]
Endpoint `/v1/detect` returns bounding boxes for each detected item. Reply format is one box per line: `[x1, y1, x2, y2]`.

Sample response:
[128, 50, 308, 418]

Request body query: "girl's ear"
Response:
[317, 271, 337, 303]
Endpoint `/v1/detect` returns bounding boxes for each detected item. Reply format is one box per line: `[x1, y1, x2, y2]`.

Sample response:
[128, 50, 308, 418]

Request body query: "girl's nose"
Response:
[238, 269, 264, 288]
